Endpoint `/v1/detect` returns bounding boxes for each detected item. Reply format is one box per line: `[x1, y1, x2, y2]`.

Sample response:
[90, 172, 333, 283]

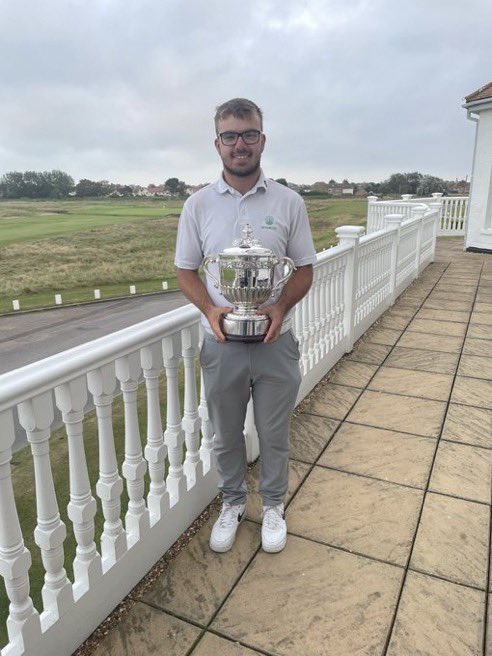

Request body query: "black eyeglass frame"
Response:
[217, 130, 262, 146]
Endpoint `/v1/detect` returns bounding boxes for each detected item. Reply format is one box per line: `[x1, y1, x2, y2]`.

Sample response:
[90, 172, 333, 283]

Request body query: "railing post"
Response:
[384, 214, 404, 305]
[0, 409, 41, 652]
[429, 202, 441, 261]
[335, 226, 365, 352]
[431, 193, 444, 231]
[366, 195, 378, 233]
[411, 206, 426, 277]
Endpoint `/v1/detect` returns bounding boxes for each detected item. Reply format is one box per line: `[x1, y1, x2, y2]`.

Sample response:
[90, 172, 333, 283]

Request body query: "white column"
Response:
[429, 202, 441, 260]
[115, 353, 150, 543]
[140, 343, 169, 522]
[335, 226, 365, 351]
[55, 378, 102, 598]
[0, 409, 41, 651]
[181, 325, 203, 487]
[86, 364, 127, 569]
[411, 206, 426, 276]
[384, 214, 404, 305]
[17, 393, 73, 626]
[162, 333, 186, 505]
[198, 368, 214, 473]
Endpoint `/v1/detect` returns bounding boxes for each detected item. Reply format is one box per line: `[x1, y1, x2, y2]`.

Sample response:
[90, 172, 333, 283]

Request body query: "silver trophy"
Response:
[202, 224, 296, 341]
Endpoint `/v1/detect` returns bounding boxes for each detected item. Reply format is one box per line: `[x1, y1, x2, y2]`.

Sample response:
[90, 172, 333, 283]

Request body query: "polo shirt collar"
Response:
[215, 170, 269, 195]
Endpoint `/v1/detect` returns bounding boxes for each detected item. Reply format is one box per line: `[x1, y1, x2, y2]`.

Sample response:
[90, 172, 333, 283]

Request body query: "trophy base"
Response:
[222, 313, 270, 342]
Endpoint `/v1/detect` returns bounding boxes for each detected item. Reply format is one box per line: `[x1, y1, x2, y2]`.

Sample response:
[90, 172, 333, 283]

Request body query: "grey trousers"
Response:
[200, 330, 302, 507]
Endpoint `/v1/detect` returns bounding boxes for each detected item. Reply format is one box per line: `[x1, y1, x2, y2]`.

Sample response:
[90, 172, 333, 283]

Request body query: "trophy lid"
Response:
[222, 224, 272, 256]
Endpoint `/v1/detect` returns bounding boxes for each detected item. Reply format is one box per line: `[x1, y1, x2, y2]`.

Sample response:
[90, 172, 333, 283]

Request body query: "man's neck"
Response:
[222, 169, 261, 196]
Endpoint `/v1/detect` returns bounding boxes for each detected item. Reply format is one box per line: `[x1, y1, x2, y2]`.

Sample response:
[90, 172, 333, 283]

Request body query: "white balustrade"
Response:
[162, 333, 187, 505]
[17, 393, 73, 627]
[115, 353, 150, 543]
[181, 325, 203, 487]
[0, 202, 443, 656]
[86, 364, 127, 568]
[0, 410, 40, 654]
[140, 343, 169, 523]
[54, 378, 102, 598]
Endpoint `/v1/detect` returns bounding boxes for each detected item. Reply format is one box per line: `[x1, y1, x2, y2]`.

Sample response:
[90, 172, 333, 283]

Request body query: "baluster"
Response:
[162, 333, 186, 505]
[198, 366, 214, 473]
[307, 276, 316, 370]
[86, 364, 127, 568]
[140, 344, 170, 522]
[0, 409, 41, 650]
[336, 261, 345, 344]
[329, 266, 337, 349]
[54, 378, 102, 598]
[115, 353, 150, 543]
[312, 268, 321, 364]
[181, 325, 203, 488]
[318, 265, 327, 358]
[17, 393, 73, 626]
[301, 295, 310, 375]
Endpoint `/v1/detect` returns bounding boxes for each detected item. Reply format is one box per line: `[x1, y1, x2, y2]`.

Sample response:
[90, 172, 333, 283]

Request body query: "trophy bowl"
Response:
[203, 224, 295, 341]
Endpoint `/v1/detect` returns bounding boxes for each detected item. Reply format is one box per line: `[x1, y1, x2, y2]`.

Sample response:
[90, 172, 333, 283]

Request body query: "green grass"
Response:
[0, 197, 368, 313]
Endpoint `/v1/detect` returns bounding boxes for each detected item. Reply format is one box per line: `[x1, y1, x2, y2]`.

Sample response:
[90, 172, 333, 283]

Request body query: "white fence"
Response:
[367, 194, 469, 236]
[0, 206, 439, 656]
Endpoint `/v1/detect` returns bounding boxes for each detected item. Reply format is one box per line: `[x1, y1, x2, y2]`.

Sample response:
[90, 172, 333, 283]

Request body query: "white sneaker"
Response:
[262, 504, 287, 553]
[209, 502, 246, 553]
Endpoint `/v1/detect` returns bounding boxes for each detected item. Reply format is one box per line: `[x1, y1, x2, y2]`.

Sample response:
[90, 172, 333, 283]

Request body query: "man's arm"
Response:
[176, 268, 231, 342]
[261, 264, 313, 344]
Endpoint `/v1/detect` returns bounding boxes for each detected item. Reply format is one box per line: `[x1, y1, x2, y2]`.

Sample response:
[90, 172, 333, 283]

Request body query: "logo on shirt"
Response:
[262, 215, 277, 230]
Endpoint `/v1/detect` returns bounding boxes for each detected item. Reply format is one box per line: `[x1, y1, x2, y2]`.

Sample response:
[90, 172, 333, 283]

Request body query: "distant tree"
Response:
[342, 179, 350, 186]
[0, 171, 25, 198]
[275, 178, 288, 187]
[0, 169, 74, 198]
[381, 172, 423, 196]
[75, 179, 107, 197]
[45, 170, 74, 197]
[164, 177, 187, 196]
[416, 175, 448, 197]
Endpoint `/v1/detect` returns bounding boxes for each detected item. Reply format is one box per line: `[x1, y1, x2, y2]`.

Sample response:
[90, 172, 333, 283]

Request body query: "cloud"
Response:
[0, 0, 490, 184]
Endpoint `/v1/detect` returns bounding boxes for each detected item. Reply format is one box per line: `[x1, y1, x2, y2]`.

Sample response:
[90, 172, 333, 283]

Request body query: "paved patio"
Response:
[89, 238, 492, 656]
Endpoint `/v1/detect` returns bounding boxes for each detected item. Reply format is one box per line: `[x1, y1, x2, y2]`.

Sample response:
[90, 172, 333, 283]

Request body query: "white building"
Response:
[463, 81, 492, 253]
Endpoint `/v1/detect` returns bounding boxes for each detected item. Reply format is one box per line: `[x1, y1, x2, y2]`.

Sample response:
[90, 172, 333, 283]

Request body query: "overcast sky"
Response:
[0, 0, 490, 186]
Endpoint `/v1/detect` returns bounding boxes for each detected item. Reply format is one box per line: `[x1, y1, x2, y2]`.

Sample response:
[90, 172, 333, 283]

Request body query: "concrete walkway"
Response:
[88, 238, 492, 656]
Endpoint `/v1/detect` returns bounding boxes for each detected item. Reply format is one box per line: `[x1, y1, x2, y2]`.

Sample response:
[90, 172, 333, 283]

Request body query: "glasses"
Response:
[218, 130, 262, 146]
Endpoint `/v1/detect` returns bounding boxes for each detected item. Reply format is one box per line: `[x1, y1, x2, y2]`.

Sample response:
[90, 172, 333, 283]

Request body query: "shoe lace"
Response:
[263, 505, 284, 530]
[219, 504, 240, 529]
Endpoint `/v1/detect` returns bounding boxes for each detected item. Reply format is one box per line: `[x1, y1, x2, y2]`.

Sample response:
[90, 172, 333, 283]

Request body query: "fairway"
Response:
[0, 199, 182, 246]
[0, 197, 368, 312]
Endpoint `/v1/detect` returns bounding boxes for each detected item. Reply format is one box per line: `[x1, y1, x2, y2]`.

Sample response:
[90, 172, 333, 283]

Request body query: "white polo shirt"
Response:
[174, 171, 317, 331]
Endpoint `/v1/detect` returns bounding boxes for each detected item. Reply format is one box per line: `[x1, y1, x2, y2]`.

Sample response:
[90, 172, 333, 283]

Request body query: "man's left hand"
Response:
[261, 304, 286, 344]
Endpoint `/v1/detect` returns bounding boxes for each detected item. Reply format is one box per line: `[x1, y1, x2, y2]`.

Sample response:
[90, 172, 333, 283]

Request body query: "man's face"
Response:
[215, 113, 266, 179]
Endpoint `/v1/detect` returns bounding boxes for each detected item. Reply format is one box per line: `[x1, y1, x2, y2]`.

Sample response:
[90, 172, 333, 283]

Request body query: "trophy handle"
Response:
[271, 257, 296, 296]
[202, 256, 220, 288]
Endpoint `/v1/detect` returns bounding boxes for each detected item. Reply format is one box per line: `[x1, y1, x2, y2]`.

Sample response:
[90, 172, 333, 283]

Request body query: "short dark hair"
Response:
[214, 98, 263, 133]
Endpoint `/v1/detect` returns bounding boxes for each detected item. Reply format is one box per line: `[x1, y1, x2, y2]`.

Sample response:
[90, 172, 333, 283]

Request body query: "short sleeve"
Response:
[174, 201, 204, 269]
[286, 198, 317, 266]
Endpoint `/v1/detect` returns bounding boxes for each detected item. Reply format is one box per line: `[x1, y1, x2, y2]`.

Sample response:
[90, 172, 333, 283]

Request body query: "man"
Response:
[174, 98, 316, 553]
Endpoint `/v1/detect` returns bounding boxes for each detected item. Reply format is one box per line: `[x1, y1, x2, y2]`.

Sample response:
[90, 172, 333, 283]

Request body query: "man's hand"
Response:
[205, 305, 232, 342]
[261, 303, 287, 344]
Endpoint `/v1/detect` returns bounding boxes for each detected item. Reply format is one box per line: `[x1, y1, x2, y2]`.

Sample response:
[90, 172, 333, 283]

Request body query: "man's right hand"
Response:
[205, 306, 232, 342]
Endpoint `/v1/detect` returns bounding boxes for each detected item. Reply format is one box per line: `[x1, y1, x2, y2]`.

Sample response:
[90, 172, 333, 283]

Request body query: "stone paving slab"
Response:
[89, 239, 492, 656]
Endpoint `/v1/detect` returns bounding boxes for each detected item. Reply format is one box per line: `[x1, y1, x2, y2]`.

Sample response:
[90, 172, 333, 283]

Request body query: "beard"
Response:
[222, 157, 261, 178]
